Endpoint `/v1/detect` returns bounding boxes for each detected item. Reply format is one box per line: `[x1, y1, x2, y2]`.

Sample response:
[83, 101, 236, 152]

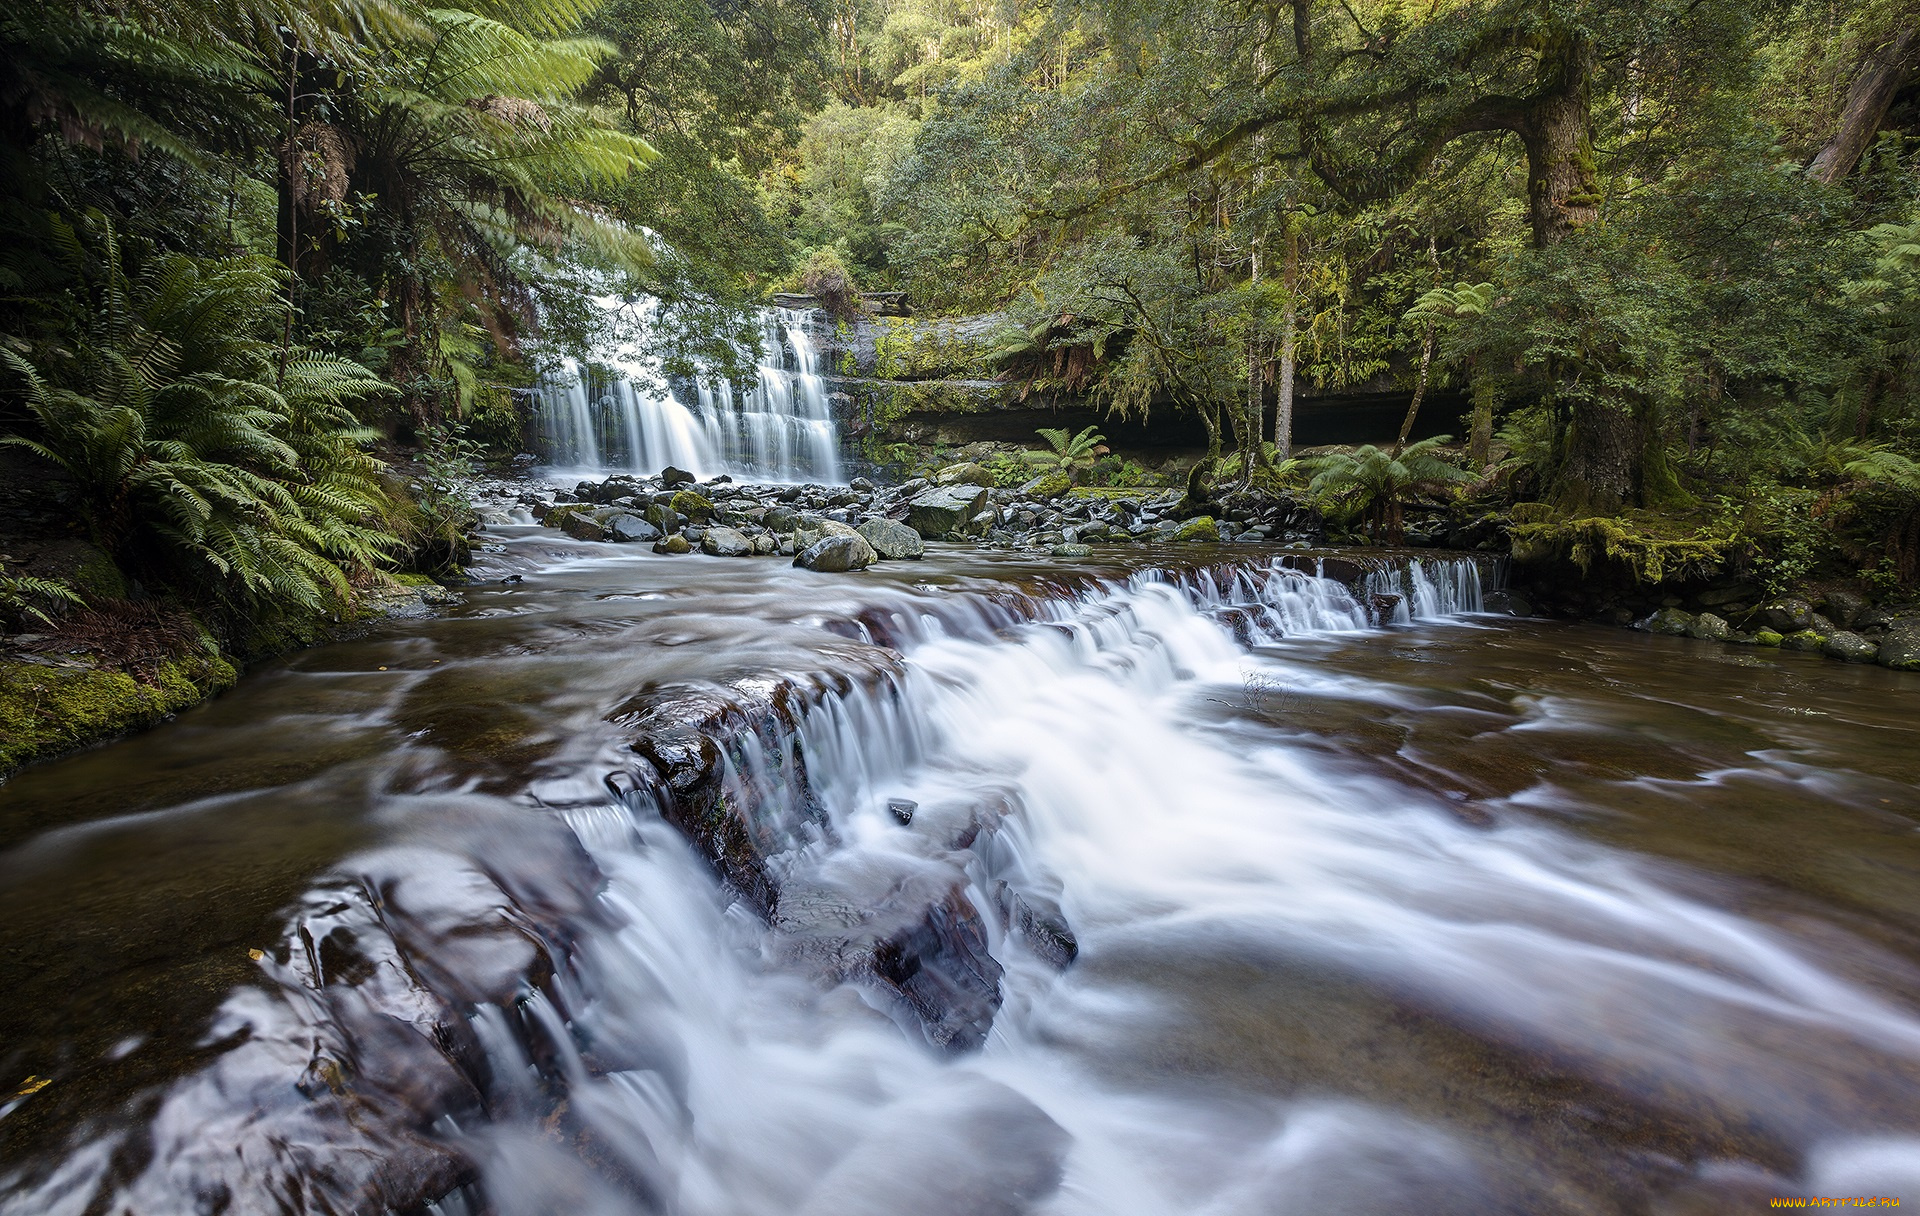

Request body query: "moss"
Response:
[1780, 630, 1826, 652]
[669, 490, 714, 522]
[540, 502, 592, 528]
[392, 572, 440, 588]
[1509, 510, 1734, 583]
[1026, 471, 1071, 499]
[0, 653, 238, 777]
[1754, 630, 1784, 646]
[1174, 516, 1221, 543]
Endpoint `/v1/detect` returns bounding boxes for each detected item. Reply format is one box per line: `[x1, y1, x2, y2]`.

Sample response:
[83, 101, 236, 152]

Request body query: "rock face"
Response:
[795, 533, 876, 572]
[905, 485, 990, 538]
[1879, 618, 1920, 670]
[857, 517, 925, 560]
[700, 526, 754, 557]
[1823, 630, 1878, 662]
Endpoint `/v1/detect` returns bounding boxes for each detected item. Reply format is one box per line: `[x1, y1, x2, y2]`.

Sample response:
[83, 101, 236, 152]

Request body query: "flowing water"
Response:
[531, 305, 841, 483]
[2, 533, 1918, 1215]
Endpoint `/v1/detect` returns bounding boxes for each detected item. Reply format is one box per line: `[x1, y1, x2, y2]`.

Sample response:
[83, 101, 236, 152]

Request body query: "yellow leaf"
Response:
[13, 1076, 51, 1098]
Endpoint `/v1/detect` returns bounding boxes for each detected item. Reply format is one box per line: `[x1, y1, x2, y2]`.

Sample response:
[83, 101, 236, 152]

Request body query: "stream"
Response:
[2, 529, 1918, 1214]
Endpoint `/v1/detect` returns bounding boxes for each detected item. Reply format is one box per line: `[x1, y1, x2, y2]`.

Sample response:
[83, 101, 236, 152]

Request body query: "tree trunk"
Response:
[1554, 397, 1636, 515]
[1809, 29, 1917, 185]
[1245, 244, 1264, 484]
[1519, 32, 1600, 249]
[1274, 220, 1299, 458]
[1468, 374, 1498, 470]
[1393, 325, 1435, 454]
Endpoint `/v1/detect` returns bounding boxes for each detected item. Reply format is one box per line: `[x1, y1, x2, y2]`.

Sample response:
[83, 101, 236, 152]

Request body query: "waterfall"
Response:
[531, 301, 843, 482]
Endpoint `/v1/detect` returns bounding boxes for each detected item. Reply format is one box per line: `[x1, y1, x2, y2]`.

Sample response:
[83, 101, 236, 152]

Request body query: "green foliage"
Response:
[1298, 437, 1470, 543]
[1509, 512, 1737, 584]
[1, 225, 403, 620]
[1021, 425, 1108, 481]
[0, 574, 82, 628]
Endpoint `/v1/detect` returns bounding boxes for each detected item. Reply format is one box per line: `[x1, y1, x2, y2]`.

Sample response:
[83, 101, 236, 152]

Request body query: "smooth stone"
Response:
[905, 485, 990, 538]
[1639, 607, 1694, 635]
[606, 514, 661, 543]
[700, 526, 754, 557]
[1779, 630, 1826, 651]
[857, 518, 925, 560]
[793, 533, 877, 572]
[1822, 630, 1878, 662]
[1686, 612, 1732, 641]
[660, 466, 696, 487]
[652, 534, 691, 554]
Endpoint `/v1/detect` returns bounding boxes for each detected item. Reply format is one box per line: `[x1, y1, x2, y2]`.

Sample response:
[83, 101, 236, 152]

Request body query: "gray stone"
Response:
[701, 526, 754, 557]
[1050, 543, 1092, 558]
[793, 533, 877, 573]
[1758, 596, 1815, 633]
[644, 503, 685, 533]
[652, 534, 691, 554]
[857, 518, 925, 560]
[1878, 618, 1920, 671]
[934, 461, 994, 487]
[560, 512, 607, 541]
[752, 534, 779, 555]
[1638, 607, 1694, 635]
[606, 513, 662, 543]
[1687, 612, 1732, 641]
[1821, 589, 1868, 629]
[1822, 630, 1878, 662]
[1780, 629, 1826, 652]
[905, 485, 990, 538]
[660, 466, 696, 487]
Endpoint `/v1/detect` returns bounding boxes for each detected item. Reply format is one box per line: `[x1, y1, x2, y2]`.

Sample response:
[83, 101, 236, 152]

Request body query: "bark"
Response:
[1274, 220, 1299, 458]
[1809, 29, 1917, 185]
[1468, 374, 1498, 471]
[1554, 398, 1636, 515]
[1394, 326, 1435, 454]
[1519, 32, 1600, 249]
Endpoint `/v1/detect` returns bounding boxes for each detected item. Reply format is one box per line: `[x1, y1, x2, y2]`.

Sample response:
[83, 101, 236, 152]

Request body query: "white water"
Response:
[531, 301, 842, 483]
[434, 558, 1920, 1213]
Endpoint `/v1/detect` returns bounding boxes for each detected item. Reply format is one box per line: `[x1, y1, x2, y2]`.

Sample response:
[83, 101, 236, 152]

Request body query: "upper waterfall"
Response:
[530, 299, 843, 483]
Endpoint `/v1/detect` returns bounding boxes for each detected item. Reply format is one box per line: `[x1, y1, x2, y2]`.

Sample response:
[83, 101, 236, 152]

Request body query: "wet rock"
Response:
[701, 526, 754, 557]
[1482, 589, 1534, 617]
[643, 503, 685, 533]
[1780, 629, 1826, 651]
[652, 535, 692, 555]
[850, 476, 875, 492]
[905, 485, 989, 538]
[857, 517, 925, 560]
[1823, 630, 1878, 662]
[561, 513, 607, 541]
[1877, 618, 1920, 670]
[1638, 607, 1694, 635]
[606, 514, 661, 543]
[1687, 612, 1732, 641]
[752, 534, 778, 555]
[888, 798, 917, 825]
[934, 461, 995, 487]
[1758, 596, 1815, 633]
[995, 882, 1078, 969]
[660, 466, 696, 487]
[669, 489, 715, 522]
[1820, 589, 1869, 628]
[1019, 472, 1070, 500]
[1754, 629, 1784, 646]
[1173, 516, 1220, 543]
[794, 534, 876, 572]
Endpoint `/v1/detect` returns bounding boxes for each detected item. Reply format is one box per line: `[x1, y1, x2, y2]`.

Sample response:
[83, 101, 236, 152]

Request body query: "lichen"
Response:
[0, 653, 238, 777]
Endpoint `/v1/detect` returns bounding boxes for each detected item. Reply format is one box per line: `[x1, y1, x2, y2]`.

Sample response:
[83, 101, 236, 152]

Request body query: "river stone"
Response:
[905, 485, 989, 538]
[1758, 596, 1815, 632]
[794, 533, 876, 572]
[1754, 629, 1784, 646]
[1780, 629, 1826, 651]
[701, 526, 754, 557]
[670, 489, 715, 522]
[1878, 618, 1920, 670]
[652, 534, 691, 554]
[606, 513, 660, 543]
[660, 465, 696, 487]
[1687, 612, 1732, 641]
[643, 503, 685, 533]
[857, 518, 925, 560]
[752, 534, 778, 555]
[1639, 607, 1694, 635]
[934, 461, 994, 487]
[560, 512, 607, 541]
[1822, 630, 1878, 662]
[1821, 589, 1869, 629]
[1050, 543, 1092, 558]
[763, 505, 799, 533]
[1174, 516, 1221, 543]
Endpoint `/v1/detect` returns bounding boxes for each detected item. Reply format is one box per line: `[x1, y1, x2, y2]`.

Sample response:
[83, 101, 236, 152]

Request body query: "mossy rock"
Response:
[1022, 472, 1071, 500]
[0, 653, 238, 777]
[541, 502, 592, 528]
[1173, 517, 1221, 543]
[1753, 630, 1784, 647]
[1779, 630, 1826, 652]
[669, 490, 715, 522]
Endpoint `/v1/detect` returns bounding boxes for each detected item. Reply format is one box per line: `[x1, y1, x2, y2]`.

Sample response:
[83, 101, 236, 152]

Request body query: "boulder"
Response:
[1758, 596, 1815, 633]
[560, 512, 607, 541]
[643, 503, 685, 533]
[1173, 516, 1221, 543]
[1878, 618, 1920, 671]
[1019, 472, 1071, 500]
[752, 534, 779, 556]
[794, 534, 877, 573]
[652, 534, 691, 555]
[669, 489, 715, 522]
[1821, 589, 1868, 629]
[1780, 629, 1826, 651]
[1754, 629, 1784, 646]
[701, 526, 754, 557]
[605, 513, 661, 543]
[763, 505, 800, 533]
[905, 485, 990, 538]
[660, 466, 697, 487]
[1822, 630, 1878, 663]
[1637, 607, 1694, 635]
[1686, 612, 1732, 641]
[934, 461, 995, 487]
[857, 518, 925, 560]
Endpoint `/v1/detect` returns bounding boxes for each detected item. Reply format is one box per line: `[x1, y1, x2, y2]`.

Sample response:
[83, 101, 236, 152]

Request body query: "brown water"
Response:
[1, 532, 1916, 1214]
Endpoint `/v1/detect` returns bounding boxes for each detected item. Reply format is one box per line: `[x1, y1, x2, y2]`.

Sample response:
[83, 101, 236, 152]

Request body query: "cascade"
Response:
[530, 300, 842, 482]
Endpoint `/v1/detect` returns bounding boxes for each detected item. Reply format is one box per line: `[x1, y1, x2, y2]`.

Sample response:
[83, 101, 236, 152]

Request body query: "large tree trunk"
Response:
[1519, 32, 1600, 249]
[1554, 397, 1636, 515]
[1809, 29, 1917, 185]
[1468, 374, 1498, 470]
[1274, 220, 1299, 458]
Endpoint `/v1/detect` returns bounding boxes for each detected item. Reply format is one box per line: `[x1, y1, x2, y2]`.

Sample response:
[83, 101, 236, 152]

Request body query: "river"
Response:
[1, 527, 1917, 1214]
